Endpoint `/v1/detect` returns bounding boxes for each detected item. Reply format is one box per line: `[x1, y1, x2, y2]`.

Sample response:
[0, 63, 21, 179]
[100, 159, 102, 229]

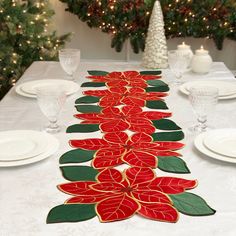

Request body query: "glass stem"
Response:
[197, 115, 207, 132]
[49, 118, 58, 129]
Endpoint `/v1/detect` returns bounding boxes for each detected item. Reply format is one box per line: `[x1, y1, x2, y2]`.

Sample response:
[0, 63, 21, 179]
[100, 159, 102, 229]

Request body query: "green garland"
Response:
[0, 0, 70, 99]
[60, 0, 236, 53]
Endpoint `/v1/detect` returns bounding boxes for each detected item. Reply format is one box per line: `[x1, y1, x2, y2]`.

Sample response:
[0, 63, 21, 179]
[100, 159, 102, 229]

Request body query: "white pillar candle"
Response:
[195, 45, 208, 55]
[177, 42, 191, 50]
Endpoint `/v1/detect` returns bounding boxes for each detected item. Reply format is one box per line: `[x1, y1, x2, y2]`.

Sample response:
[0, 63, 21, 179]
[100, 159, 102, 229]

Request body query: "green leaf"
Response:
[59, 149, 96, 164]
[147, 80, 168, 87]
[75, 96, 100, 104]
[140, 70, 162, 75]
[145, 86, 169, 92]
[81, 82, 106, 87]
[152, 119, 181, 130]
[146, 101, 168, 110]
[75, 105, 101, 113]
[88, 70, 109, 76]
[151, 131, 184, 141]
[158, 156, 190, 173]
[169, 193, 216, 216]
[66, 124, 100, 133]
[47, 204, 96, 224]
[60, 166, 99, 181]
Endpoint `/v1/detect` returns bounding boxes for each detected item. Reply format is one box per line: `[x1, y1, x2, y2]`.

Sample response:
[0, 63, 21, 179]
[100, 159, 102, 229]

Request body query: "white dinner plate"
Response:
[0, 131, 59, 167]
[203, 129, 236, 158]
[179, 80, 236, 99]
[16, 79, 79, 98]
[194, 131, 236, 164]
[0, 130, 48, 161]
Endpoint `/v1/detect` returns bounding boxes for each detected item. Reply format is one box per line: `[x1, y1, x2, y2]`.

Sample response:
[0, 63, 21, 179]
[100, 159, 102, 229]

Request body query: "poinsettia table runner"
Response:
[47, 70, 215, 224]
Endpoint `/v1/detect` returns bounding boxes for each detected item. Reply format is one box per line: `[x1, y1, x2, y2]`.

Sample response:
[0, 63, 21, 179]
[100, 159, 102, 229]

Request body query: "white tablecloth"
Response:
[0, 61, 236, 236]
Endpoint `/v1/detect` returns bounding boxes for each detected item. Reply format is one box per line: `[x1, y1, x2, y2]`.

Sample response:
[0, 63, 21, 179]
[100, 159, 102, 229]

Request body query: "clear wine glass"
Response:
[59, 49, 80, 81]
[168, 50, 190, 85]
[36, 86, 66, 133]
[189, 86, 218, 133]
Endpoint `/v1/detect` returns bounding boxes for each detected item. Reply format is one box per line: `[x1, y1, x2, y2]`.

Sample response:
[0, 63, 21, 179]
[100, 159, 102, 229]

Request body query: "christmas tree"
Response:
[60, 0, 236, 53]
[142, 0, 168, 69]
[0, 0, 70, 99]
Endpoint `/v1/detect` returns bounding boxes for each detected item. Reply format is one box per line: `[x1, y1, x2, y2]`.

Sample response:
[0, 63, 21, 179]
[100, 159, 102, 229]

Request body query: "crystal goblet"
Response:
[59, 49, 80, 81]
[189, 85, 218, 133]
[36, 85, 66, 133]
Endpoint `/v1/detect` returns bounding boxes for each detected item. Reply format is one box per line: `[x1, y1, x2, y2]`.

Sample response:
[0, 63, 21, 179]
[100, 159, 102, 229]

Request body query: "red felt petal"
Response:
[92, 148, 125, 169]
[125, 167, 155, 186]
[83, 90, 109, 97]
[145, 92, 168, 98]
[122, 97, 145, 107]
[97, 168, 123, 183]
[132, 190, 172, 204]
[128, 120, 156, 134]
[130, 133, 153, 143]
[123, 71, 140, 78]
[123, 150, 157, 168]
[103, 132, 129, 144]
[91, 182, 124, 192]
[140, 177, 197, 194]
[101, 106, 121, 117]
[70, 139, 109, 150]
[66, 192, 115, 204]
[138, 202, 179, 223]
[141, 75, 161, 80]
[106, 79, 128, 87]
[74, 113, 101, 121]
[96, 194, 140, 222]
[109, 86, 127, 94]
[99, 95, 121, 107]
[132, 142, 184, 151]
[129, 80, 148, 88]
[148, 150, 182, 157]
[80, 120, 102, 124]
[129, 87, 146, 94]
[100, 120, 129, 132]
[137, 111, 172, 120]
[108, 72, 123, 78]
[121, 106, 142, 116]
[86, 75, 107, 81]
[58, 181, 97, 195]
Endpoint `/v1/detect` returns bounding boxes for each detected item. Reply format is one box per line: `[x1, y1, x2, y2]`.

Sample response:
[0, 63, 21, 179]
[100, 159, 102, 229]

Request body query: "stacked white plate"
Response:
[194, 129, 236, 163]
[0, 130, 59, 167]
[15, 79, 79, 98]
[179, 80, 236, 99]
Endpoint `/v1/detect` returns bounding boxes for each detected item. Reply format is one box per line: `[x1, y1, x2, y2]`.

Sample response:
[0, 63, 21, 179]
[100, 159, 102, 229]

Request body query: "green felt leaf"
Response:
[88, 70, 109, 76]
[66, 124, 100, 133]
[158, 156, 190, 173]
[147, 80, 168, 87]
[75, 96, 100, 104]
[152, 119, 181, 130]
[140, 70, 162, 75]
[145, 86, 169, 92]
[169, 193, 216, 216]
[47, 204, 96, 224]
[75, 105, 101, 113]
[60, 166, 99, 181]
[60, 149, 96, 164]
[81, 82, 105, 87]
[146, 101, 168, 110]
[151, 131, 184, 141]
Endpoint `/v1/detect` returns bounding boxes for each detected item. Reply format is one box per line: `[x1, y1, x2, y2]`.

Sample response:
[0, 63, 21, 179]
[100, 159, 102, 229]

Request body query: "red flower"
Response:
[87, 71, 161, 88]
[70, 132, 184, 168]
[75, 106, 171, 133]
[59, 167, 197, 223]
[83, 86, 167, 107]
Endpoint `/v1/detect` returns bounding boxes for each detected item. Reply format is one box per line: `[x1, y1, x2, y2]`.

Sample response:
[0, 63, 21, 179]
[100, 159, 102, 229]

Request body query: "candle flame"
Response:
[200, 45, 204, 50]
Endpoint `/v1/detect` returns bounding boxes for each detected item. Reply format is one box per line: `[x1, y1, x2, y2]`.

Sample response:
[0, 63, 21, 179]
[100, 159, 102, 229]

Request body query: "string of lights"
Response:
[60, 0, 236, 52]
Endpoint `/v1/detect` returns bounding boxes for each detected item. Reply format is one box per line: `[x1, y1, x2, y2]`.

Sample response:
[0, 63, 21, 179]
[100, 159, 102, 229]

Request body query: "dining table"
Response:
[0, 60, 236, 236]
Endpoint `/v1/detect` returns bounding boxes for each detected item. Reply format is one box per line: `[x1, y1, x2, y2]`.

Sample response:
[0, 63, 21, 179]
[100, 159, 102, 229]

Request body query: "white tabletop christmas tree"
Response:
[142, 0, 168, 69]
